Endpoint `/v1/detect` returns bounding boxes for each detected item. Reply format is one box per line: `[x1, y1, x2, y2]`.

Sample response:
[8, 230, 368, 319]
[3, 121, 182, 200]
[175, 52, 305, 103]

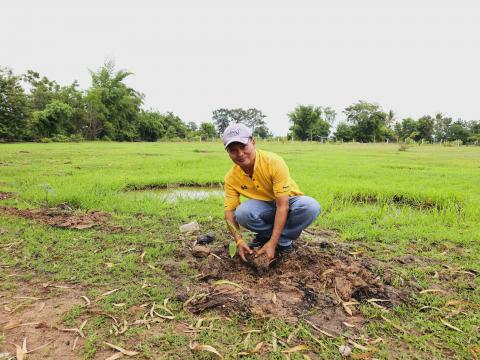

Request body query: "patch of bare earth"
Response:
[0, 278, 88, 359]
[0, 205, 110, 230]
[172, 230, 408, 336]
[0, 192, 14, 200]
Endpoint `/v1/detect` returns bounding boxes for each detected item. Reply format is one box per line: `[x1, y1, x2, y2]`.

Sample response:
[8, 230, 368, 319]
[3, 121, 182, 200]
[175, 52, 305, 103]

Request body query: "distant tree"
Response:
[468, 121, 480, 144]
[385, 110, 396, 129]
[416, 115, 434, 142]
[198, 122, 217, 139]
[212, 109, 230, 135]
[288, 105, 331, 141]
[31, 100, 74, 138]
[394, 118, 417, 141]
[186, 121, 198, 132]
[433, 113, 452, 142]
[344, 101, 386, 142]
[85, 59, 143, 141]
[253, 124, 273, 139]
[137, 110, 165, 141]
[212, 108, 269, 135]
[22, 70, 60, 111]
[446, 120, 470, 143]
[0, 67, 30, 141]
[162, 112, 187, 139]
[334, 122, 354, 141]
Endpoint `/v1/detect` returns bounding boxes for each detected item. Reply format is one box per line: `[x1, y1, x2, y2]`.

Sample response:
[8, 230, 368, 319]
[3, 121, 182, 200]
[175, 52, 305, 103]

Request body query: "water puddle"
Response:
[129, 187, 224, 202]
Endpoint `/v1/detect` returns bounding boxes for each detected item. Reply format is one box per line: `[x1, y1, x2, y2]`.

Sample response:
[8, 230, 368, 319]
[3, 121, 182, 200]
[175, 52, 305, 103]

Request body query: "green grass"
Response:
[1, 141, 479, 359]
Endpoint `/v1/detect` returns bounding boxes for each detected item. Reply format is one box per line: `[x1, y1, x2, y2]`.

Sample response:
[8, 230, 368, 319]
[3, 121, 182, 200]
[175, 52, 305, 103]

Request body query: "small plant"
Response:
[38, 183, 56, 204]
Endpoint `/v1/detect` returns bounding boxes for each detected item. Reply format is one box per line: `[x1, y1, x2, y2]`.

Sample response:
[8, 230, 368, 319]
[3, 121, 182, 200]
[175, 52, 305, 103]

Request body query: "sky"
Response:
[2, 0, 479, 135]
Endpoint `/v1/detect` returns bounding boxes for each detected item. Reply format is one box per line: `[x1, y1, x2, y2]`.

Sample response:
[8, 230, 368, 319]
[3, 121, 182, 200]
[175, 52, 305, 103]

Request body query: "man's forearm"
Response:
[225, 210, 244, 244]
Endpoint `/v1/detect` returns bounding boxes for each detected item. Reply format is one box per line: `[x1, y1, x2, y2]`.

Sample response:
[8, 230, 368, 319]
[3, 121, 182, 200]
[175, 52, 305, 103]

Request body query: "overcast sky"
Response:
[2, 0, 479, 135]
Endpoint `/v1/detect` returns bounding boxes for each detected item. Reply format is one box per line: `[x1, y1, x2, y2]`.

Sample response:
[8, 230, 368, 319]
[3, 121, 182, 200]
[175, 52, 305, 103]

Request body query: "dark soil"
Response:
[0, 205, 110, 230]
[0, 192, 14, 200]
[172, 234, 408, 335]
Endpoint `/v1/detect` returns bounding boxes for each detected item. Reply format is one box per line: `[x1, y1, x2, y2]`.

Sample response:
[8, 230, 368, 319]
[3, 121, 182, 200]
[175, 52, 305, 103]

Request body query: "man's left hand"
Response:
[256, 241, 276, 261]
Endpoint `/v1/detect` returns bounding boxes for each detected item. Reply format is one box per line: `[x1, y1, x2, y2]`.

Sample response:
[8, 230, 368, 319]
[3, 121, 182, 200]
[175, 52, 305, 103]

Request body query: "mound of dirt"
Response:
[172, 237, 407, 335]
[246, 252, 271, 275]
[0, 205, 110, 230]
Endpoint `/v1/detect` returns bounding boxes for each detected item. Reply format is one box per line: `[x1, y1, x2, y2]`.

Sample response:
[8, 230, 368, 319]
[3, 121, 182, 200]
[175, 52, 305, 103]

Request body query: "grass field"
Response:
[0, 141, 479, 359]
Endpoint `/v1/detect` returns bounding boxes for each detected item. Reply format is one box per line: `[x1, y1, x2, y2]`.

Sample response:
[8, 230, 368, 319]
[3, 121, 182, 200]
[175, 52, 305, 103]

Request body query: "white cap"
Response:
[222, 123, 252, 148]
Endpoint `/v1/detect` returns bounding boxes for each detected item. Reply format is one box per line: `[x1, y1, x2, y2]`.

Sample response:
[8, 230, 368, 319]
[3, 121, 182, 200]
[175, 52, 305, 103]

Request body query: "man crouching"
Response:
[223, 123, 321, 262]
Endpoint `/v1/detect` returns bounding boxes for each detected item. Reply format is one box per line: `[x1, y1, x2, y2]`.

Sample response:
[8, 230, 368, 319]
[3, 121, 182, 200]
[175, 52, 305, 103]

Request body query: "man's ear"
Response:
[251, 137, 256, 145]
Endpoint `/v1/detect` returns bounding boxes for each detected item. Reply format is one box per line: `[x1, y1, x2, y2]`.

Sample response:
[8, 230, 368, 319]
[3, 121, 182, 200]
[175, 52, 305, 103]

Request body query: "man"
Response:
[223, 123, 321, 262]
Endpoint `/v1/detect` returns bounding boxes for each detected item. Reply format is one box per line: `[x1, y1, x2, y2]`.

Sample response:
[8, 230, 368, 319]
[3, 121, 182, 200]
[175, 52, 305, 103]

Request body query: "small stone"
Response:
[339, 344, 351, 357]
[192, 245, 211, 258]
[180, 221, 200, 233]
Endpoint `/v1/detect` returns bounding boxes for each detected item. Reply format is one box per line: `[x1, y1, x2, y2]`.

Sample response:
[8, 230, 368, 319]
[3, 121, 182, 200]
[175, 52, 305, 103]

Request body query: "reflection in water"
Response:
[135, 187, 224, 202]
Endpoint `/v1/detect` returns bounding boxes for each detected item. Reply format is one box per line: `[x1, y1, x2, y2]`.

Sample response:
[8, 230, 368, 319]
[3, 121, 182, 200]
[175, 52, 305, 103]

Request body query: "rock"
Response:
[196, 233, 215, 245]
[339, 344, 352, 357]
[192, 245, 211, 258]
[180, 221, 200, 233]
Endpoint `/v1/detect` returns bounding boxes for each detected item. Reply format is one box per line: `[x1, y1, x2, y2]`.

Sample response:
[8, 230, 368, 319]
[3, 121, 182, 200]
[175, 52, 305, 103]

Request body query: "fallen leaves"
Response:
[440, 319, 463, 333]
[212, 280, 243, 289]
[105, 342, 139, 359]
[189, 341, 222, 358]
[380, 316, 407, 334]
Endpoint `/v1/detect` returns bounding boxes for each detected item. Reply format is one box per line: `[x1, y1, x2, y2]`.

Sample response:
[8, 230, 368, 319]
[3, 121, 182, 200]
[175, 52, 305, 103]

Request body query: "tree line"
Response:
[287, 102, 480, 144]
[1, 61, 479, 144]
[0, 61, 219, 142]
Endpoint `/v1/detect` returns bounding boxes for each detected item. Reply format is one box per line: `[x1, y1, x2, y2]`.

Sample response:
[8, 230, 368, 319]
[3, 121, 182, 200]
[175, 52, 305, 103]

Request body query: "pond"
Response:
[129, 186, 224, 202]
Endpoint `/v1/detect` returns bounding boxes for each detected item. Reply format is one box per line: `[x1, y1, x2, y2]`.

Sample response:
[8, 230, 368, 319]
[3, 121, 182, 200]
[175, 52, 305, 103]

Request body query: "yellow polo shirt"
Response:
[224, 149, 303, 211]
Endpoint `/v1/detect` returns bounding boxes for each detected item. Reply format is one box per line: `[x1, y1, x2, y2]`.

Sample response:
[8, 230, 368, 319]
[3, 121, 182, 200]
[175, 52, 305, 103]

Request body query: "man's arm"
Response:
[256, 195, 289, 260]
[225, 210, 253, 262]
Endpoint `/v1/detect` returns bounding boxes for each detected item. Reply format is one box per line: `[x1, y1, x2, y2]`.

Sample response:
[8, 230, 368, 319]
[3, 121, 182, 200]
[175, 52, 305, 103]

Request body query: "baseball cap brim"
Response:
[224, 137, 250, 149]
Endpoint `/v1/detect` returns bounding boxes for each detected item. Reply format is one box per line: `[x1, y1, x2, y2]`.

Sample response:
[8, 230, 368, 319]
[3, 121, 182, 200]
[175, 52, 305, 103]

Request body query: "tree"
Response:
[186, 121, 198, 132]
[137, 110, 165, 141]
[85, 59, 143, 141]
[212, 108, 269, 135]
[433, 113, 452, 142]
[0, 68, 30, 141]
[334, 122, 354, 141]
[416, 115, 434, 142]
[162, 112, 187, 139]
[198, 122, 217, 139]
[22, 70, 60, 111]
[253, 124, 273, 139]
[344, 101, 386, 142]
[31, 100, 74, 138]
[394, 118, 417, 141]
[288, 105, 331, 141]
[446, 120, 470, 143]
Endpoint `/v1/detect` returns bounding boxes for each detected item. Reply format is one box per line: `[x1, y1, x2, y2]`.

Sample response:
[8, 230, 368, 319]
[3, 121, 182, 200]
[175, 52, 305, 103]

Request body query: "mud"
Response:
[246, 252, 271, 275]
[174, 235, 408, 335]
[0, 205, 110, 230]
[0, 192, 14, 200]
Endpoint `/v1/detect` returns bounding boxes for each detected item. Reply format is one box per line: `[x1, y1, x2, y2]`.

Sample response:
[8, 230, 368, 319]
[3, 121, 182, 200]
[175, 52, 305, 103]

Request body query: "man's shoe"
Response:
[249, 235, 268, 249]
[276, 243, 293, 256]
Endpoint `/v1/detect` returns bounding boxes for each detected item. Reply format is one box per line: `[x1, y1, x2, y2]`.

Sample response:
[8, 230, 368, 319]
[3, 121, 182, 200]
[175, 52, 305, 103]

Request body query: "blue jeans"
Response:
[234, 196, 321, 247]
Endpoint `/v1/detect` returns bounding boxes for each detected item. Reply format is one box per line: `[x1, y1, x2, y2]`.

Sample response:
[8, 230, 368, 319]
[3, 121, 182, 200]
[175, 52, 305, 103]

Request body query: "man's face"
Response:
[226, 139, 256, 168]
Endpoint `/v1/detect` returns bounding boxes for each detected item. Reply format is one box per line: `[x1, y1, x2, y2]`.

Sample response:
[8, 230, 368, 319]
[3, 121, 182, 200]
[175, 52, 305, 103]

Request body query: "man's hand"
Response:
[256, 241, 276, 261]
[237, 240, 253, 262]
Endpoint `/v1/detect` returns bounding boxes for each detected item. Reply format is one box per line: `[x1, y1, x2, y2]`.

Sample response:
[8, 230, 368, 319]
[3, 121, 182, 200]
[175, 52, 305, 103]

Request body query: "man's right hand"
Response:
[237, 240, 253, 262]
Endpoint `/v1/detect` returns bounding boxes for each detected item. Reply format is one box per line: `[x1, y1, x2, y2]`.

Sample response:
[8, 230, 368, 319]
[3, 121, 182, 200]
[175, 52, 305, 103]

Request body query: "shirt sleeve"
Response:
[271, 155, 292, 197]
[224, 180, 240, 211]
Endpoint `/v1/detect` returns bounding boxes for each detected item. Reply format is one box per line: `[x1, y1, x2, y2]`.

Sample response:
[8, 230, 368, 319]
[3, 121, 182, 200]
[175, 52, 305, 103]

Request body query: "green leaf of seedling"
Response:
[228, 242, 237, 258]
